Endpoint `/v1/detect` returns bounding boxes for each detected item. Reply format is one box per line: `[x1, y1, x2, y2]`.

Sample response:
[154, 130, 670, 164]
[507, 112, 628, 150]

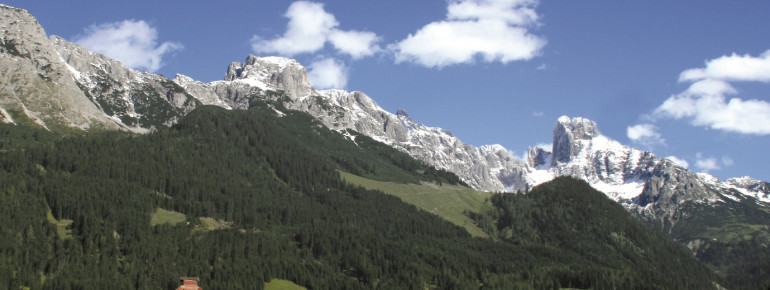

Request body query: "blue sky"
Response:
[6, 0, 770, 181]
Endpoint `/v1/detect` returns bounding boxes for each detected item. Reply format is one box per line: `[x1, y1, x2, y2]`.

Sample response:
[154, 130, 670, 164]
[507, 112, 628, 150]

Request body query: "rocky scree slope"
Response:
[0, 4, 118, 130]
[0, 4, 201, 132]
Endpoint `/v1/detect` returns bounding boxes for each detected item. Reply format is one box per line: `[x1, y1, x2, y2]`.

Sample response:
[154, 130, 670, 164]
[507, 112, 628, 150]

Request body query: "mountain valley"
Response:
[1, 3, 769, 289]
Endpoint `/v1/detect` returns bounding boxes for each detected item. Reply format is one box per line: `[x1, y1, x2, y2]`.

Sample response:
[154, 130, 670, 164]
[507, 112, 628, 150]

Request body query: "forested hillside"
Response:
[471, 177, 720, 288]
[0, 103, 716, 289]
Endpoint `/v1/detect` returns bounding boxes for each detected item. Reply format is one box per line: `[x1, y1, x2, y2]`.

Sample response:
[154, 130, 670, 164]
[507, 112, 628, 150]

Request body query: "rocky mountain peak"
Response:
[552, 116, 600, 164]
[0, 5, 119, 130]
[224, 55, 312, 100]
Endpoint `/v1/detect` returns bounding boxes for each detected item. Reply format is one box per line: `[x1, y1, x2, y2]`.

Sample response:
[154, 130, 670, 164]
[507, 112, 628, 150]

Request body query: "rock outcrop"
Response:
[51, 36, 200, 130]
[524, 116, 767, 232]
[0, 5, 118, 130]
[0, 4, 202, 132]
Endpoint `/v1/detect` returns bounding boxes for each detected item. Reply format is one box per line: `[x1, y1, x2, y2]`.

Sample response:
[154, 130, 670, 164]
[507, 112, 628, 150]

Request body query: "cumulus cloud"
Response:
[721, 156, 735, 167]
[251, 1, 380, 59]
[679, 51, 770, 82]
[392, 0, 546, 68]
[307, 58, 348, 89]
[74, 20, 182, 72]
[626, 123, 665, 146]
[665, 156, 689, 169]
[692, 153, 736, 173]
[328, 30, 381, 59]
[654, 50, 770, 135]
[695, 153, 721, 172]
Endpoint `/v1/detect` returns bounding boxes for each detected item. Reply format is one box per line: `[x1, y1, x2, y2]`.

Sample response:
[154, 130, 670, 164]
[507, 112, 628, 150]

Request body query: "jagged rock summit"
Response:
[0, 5, 119, 130]
[223, 55, 312, 100]
[551, 116, 600, 164]
[0, 4, 201, 132]
[525, 116, 770, 231]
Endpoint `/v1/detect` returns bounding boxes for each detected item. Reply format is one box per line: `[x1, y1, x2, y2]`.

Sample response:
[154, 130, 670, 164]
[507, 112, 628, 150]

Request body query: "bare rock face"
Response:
[551, 116, 600, 165]
[528, 116, 733, 232]
[0, 5, 118, 130]
[51, 36, 199, 130]
[0, 4, 201, 132]
[173, 74, 231, 109]
[224, 55, 312, 101]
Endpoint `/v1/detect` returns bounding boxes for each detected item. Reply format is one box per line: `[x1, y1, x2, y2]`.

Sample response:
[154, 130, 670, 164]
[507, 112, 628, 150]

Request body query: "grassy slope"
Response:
[46, 209, 73, 239]
[339, 171, 490, 238]
[264, 279, 306, 290]
[149, 208, 186, 226]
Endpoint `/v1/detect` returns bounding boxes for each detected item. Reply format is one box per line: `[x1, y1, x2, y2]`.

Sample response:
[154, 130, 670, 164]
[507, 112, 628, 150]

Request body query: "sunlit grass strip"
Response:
[340, 171, 491, 238]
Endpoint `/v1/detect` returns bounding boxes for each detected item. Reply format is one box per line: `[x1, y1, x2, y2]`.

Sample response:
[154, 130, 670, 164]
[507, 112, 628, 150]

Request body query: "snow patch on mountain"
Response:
[723, 177, 770, 204]
[0, 107, 15, 124]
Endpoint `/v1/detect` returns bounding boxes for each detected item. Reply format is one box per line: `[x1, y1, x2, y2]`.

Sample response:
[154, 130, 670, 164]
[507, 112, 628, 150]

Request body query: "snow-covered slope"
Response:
[51, 36, 200, 131]
[523, 116, 770, 231]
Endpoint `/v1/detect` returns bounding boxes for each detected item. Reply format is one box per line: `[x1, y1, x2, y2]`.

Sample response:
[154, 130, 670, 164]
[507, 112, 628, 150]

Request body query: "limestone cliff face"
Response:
[0, 4, 118, 130]
[0, 4, 201, 131]
[551, 116, 600, 165]
[223, 55, 313, 101]
[526, 116, 749, 233]
[51, 36, 200, 130]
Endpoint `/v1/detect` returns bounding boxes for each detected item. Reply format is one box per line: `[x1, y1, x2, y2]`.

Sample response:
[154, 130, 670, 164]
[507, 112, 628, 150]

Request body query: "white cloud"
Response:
[74, 20, 182, 72]
[626, 123, 665, 146]
[392, 0, 546, 68]
[307, 58, 348, 89]
[695, 153, 720, 172]
[532, 111, 543, 117]
[329, 30, 381, 59]
[251, 1, 380, 59]
[448, 0, 539, 24]
[679, 50, 770, 82]
[721, 156, 735, 167]
[251, 1, 336, 56]
[654, 50, 770, 135]
[665, 156, 689, 169]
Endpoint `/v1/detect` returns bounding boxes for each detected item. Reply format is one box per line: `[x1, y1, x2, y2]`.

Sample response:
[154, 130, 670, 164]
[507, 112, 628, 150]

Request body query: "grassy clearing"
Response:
[264, 278, 306, 290]
[46, 209, 73, 239]
[704, 223, 768, 243]
[194, 217, 232, 232]
[340, 171, 491, 238]
[150, 208, 187, 226]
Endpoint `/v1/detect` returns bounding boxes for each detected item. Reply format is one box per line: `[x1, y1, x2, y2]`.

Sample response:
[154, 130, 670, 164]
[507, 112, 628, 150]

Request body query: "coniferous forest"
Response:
[0, 103, 720, 289]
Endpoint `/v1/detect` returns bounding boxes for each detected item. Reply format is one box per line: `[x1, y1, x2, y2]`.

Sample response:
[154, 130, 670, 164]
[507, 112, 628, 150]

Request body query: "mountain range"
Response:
[2, 4, 769, 287]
